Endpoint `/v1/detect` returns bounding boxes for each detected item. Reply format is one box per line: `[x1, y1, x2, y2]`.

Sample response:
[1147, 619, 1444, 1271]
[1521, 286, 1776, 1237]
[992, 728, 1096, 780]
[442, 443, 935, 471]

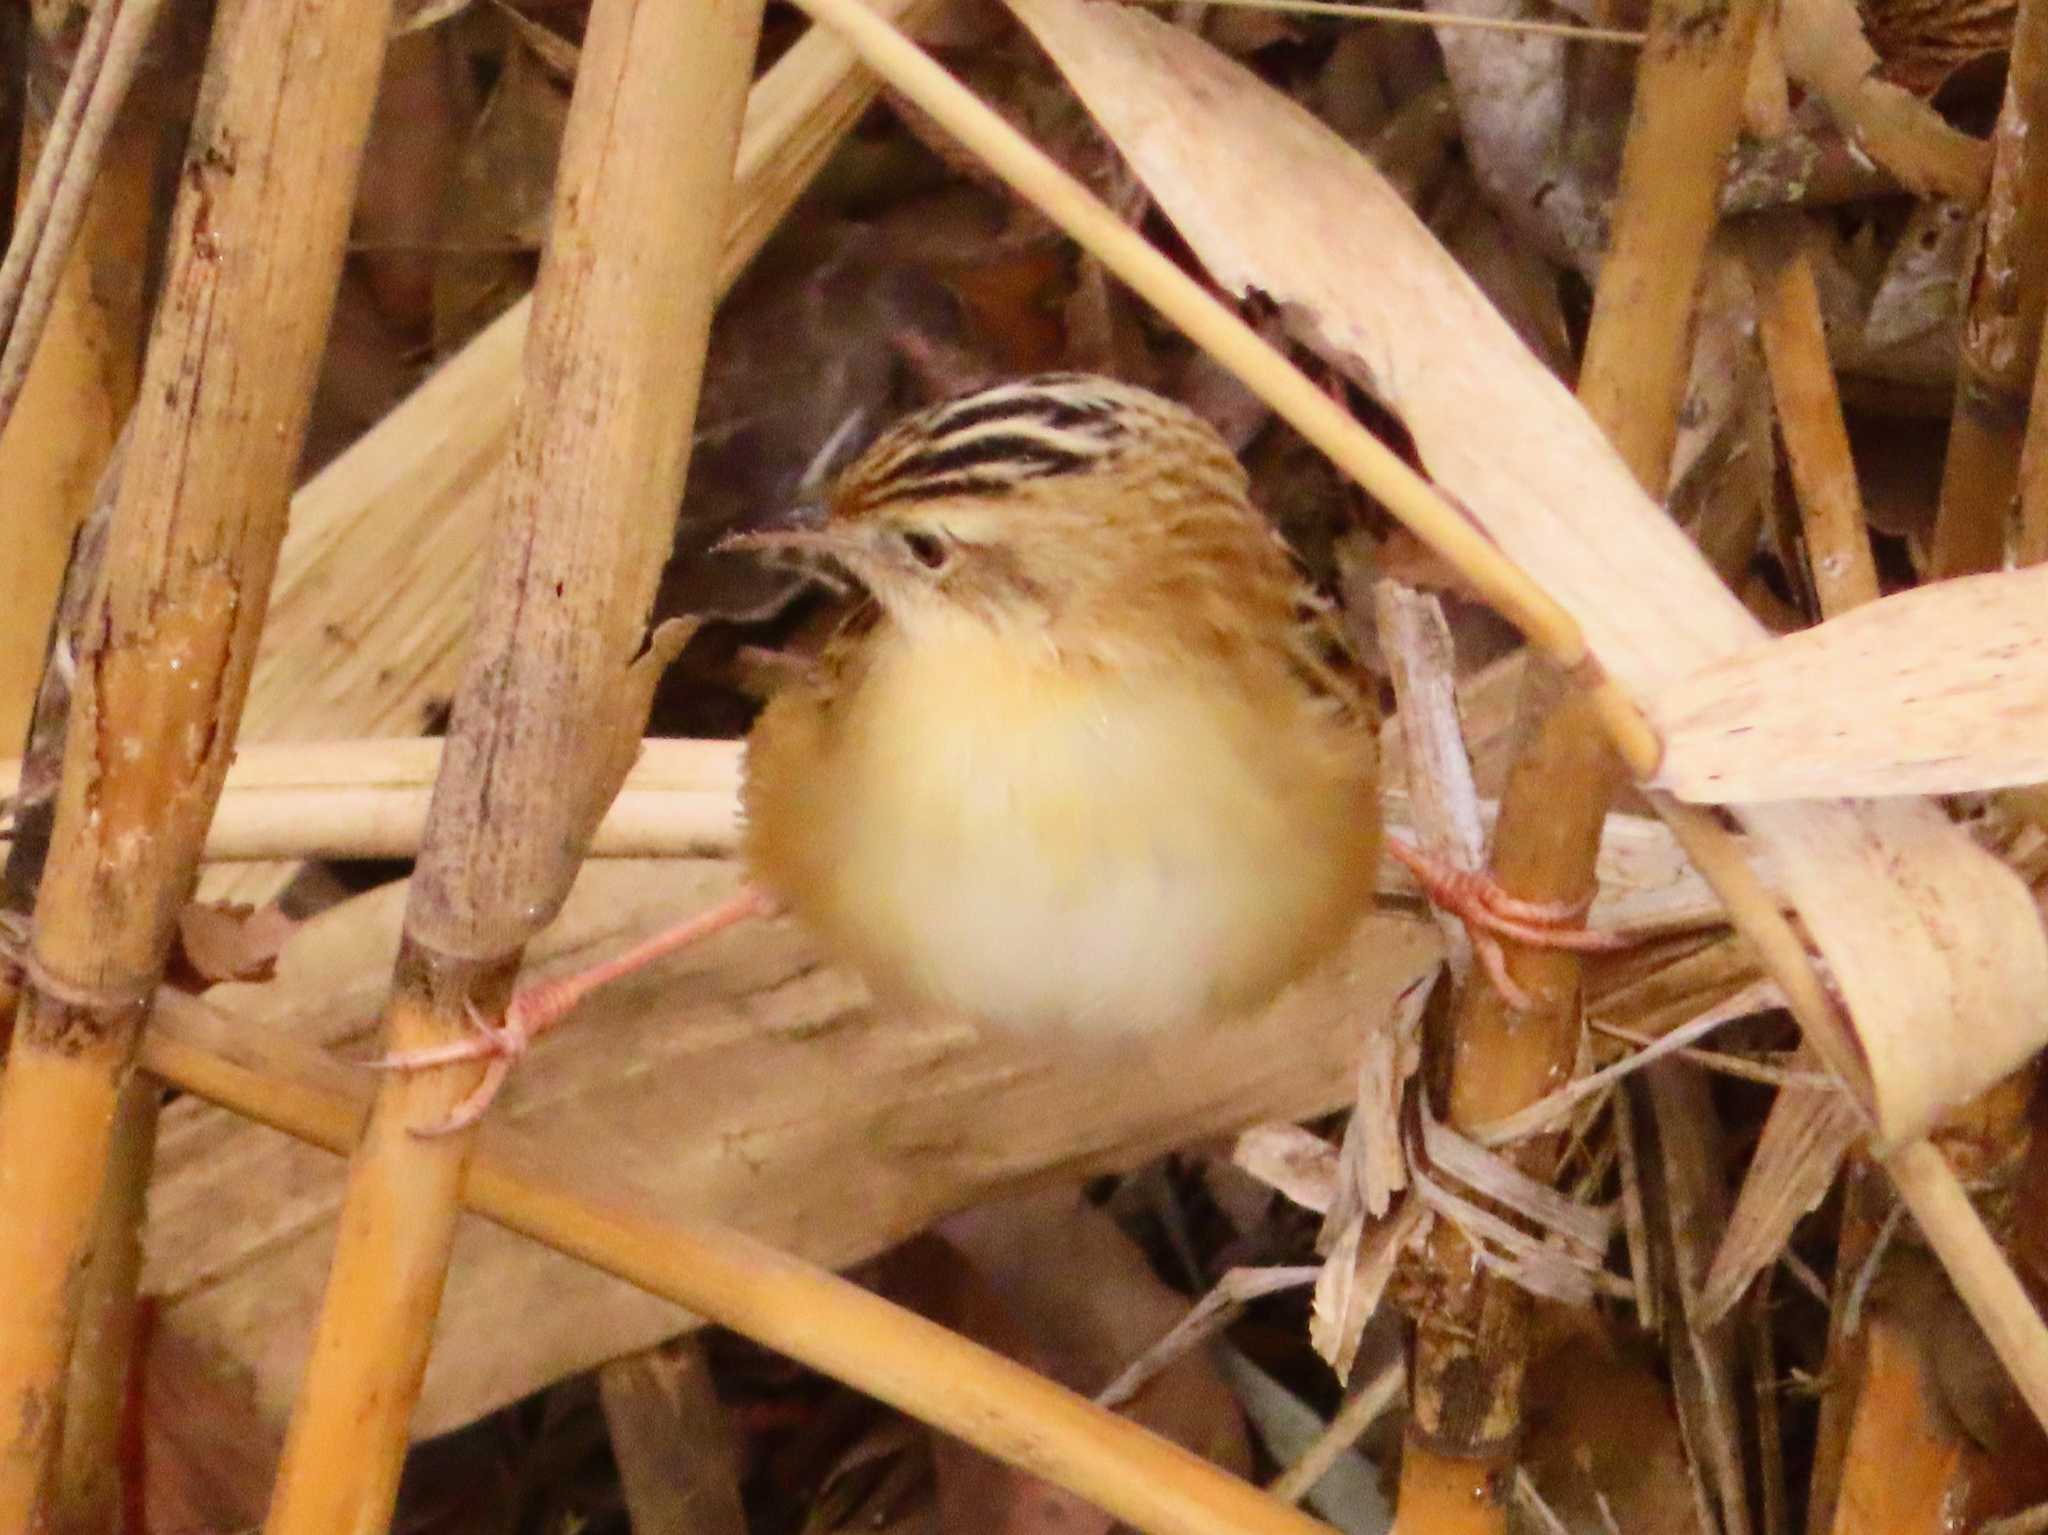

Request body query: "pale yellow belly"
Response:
[744, 628, 1378, 1035]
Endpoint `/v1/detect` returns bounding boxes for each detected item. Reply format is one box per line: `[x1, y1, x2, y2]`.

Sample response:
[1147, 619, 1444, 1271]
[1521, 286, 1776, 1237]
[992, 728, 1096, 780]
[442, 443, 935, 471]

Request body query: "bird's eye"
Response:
[899, 529, 950, 570]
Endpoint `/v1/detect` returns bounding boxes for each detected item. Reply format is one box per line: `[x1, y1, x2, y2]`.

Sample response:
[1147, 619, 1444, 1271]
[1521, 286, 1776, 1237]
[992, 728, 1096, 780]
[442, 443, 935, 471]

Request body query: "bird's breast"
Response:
[743, 622, 1378, 1035]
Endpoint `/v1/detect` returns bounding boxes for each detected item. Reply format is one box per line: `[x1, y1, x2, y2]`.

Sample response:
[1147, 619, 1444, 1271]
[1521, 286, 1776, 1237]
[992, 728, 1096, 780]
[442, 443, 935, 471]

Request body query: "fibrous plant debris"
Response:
[5, 1, 2048, 1533]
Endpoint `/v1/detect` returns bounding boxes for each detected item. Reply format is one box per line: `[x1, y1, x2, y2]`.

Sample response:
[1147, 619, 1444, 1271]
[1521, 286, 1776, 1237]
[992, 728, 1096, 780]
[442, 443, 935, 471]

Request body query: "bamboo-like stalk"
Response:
[6, 19, 183, 1520]
[0, 0, 392, 1521]
[261, 4, 763, 1531]
[138, 997, 1341, 1535]
[1741, 22, 1879, 619]
[1404, 0, 1759, 1491]
[50, 1074, 157, 1535]
[1928, 0, 2048, 578]
[0, 4, 156, 746]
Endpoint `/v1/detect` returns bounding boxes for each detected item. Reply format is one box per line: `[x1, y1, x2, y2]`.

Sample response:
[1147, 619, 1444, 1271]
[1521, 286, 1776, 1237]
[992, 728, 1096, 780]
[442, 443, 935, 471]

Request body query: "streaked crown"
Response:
[833, 373, 1246, 517]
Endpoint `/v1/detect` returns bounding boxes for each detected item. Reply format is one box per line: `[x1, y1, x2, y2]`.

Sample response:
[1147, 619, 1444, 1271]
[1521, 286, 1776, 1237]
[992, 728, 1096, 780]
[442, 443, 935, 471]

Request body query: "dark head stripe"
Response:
[893, 432, 1094, 484]
[924, 388, 1126, 442]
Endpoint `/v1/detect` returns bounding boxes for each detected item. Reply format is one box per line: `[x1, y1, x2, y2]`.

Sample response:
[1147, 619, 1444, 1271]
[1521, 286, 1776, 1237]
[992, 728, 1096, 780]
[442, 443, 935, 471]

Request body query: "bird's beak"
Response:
[716, 517, 877, 595]
[716, 526, 863, 563]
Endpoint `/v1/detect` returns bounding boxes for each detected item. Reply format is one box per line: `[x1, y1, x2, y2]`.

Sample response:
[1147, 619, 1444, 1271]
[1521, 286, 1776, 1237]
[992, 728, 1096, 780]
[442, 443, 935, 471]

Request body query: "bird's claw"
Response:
[365, 999, 532, 1138]
[1389, 836, 1630, 1010]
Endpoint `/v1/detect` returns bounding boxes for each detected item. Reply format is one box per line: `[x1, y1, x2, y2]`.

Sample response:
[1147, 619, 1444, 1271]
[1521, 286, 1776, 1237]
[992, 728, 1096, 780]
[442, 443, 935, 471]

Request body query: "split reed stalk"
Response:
[0, 4, 156, 747]
[139, 998, 1342, 1535]
[2, 20, 186, 1524]
[0, 0, 392, 1522]
[1402, 0, 1759, 1509]
[1929, 0, 2048, 578]
[261, 3, 764, 1530]
[1741, 22, 1879, 618]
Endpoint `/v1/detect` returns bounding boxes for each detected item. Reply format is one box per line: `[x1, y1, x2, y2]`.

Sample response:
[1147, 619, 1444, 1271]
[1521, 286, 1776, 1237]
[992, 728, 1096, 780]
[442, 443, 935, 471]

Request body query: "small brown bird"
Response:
[737, 373, 1381, 1034]
[384, 375, 1606, 1128]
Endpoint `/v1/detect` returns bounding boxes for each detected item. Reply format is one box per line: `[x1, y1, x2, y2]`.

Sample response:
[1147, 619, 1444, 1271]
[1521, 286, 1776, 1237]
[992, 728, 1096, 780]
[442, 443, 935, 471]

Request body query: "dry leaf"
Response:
[875, 1234, 1115, 1535]
[1648, 564, 2048, 801]
[1004, 0, 2048, 1147]
[433, 38, 567, 352]
[1698, 1079, 1863, 1325]
[942, 1190, 1254, 1476]
[167, 902, 299, 991]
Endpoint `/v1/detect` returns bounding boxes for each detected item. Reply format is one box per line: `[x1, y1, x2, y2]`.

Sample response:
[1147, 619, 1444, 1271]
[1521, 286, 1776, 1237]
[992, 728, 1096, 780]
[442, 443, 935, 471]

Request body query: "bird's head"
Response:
[722, 374, 1274, 647]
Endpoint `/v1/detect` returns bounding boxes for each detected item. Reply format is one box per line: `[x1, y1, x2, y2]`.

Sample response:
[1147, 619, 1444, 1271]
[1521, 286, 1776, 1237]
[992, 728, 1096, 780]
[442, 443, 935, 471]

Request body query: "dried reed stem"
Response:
[1930, 0, 2048, 577]
[261, 4, 762, 1530]
[1741, 23, 1879, 618]
[0, 11, 156, 748]
[1405, 0, 1759, 1479]
[3, 18, 173, 1507]
[0, 0, 169, 437]
[139, 998, 1342, 1535]
[0, 0, 391, 1520]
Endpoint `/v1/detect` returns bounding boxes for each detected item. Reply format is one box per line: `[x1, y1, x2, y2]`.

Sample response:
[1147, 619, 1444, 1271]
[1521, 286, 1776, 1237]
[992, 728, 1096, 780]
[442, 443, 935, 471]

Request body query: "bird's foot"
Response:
[365, 884, 778, 1137]
[1388, 837, 1628, 1009]
[368, 995, 540, 1137]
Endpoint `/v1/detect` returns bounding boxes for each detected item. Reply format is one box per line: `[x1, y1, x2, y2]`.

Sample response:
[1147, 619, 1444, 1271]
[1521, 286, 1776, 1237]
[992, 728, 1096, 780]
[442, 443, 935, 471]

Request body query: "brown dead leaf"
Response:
[1699, 1080, 1863, 1325]
[356, 27, 466, 334]
[140, 1323, 283, 1535]
[874, 1233, 1112, 1535]
[433, 34, 566, 352]
[1521, 1306, 1698, 1535]
[166, 901, 299, 992]
[1648, 564, 2048, 801]
[941, 1189, 1255, 1480]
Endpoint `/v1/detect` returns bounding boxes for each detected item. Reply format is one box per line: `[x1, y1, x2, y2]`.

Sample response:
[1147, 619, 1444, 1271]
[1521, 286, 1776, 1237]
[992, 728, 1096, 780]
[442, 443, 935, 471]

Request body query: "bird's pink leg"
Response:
[1388, 837, 1629, 1008]
[371, 884, 778, 1136]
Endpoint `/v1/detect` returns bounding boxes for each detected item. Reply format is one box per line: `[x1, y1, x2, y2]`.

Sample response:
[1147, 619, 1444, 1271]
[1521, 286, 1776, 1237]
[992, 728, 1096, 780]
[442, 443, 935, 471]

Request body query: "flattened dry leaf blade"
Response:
[1648, 565, 2048, 801]
[1698, 1082, 1863, 1325]
[1002, 0, 2048, 1148]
